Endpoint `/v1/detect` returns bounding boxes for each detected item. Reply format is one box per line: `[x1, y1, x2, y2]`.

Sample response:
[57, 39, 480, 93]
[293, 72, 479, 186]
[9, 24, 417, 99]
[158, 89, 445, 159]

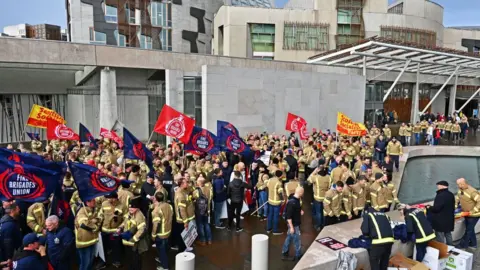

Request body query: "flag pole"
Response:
[146, 130, 155, 145]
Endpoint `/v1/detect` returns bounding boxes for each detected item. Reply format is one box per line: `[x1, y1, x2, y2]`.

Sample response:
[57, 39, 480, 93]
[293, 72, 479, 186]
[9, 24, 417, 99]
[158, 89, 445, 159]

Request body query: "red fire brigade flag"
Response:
[285, 113, 307, 132]
[46, 118, 79, 141]
[100, 128, 123, 148]
[299, 124, 309, 140]
[153, 105, 195, 144]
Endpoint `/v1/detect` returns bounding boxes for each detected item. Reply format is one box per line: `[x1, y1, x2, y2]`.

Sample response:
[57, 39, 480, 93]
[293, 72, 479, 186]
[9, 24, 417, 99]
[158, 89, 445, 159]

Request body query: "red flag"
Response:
[100, 128, 123, 148]
[153, 105, 195, 144]
[46, 119, 79, 141]
[299, 124, 309, 140]
[285, 113, 307, 132]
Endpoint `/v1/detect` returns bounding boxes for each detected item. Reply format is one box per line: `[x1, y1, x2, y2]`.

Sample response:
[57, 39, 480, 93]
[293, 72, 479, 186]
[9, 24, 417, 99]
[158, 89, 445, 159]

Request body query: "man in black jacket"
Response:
[0, 203, 22, 262]
[227, 171, 251, 232]
[284, 149, 298, 181]
[428, 181, 455, 245]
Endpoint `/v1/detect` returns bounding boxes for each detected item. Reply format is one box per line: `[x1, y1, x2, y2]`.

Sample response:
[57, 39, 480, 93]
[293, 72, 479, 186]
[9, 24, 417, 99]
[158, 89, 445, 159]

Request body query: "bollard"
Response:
[252, 234, 269, 270]
[175, 252, 195, 270]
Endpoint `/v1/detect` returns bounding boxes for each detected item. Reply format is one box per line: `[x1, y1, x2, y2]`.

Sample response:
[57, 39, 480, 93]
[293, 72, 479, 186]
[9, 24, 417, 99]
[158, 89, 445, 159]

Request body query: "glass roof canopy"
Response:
[307, 38, 480, 78]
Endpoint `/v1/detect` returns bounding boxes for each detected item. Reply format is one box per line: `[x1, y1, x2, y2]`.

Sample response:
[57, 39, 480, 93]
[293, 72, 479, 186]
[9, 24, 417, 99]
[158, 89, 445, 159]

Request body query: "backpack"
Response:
[195, 188, 209, 217]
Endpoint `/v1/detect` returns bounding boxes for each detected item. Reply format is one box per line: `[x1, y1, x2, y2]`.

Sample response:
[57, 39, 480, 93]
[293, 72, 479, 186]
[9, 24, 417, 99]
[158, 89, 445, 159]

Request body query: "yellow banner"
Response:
[26, 104, 66, 128]
[336, 112, 367, 136]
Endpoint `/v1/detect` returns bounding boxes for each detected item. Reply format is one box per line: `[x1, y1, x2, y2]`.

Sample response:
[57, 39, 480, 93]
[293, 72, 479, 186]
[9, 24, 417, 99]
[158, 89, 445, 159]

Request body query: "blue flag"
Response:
[218, 126, 251, 155]
[185, 126, 219, 155]
[79, 123, 98, 149]
[0, 148, 67, 174]
[26, 132, 40, 141]
[123, 127, 154, 171]
[217, 120, 239, 136]
[0, 158, 62, 202]
[68, 162, 120, 202]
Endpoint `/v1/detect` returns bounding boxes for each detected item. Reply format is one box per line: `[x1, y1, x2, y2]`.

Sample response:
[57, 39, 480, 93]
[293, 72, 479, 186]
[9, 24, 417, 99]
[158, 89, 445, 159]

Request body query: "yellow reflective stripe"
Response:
[156, 230, 171, 236]
[159, 208, 165, 236]
[76, 237, 98, 246]
[27, 216, 36, 221]
[137, 222, 146, 229]
[324, 199, 331, 204]
[34, 225, 41, 232]
[352, 195, 358, 199]
[122, 240, 134, 246]
[359, 189, 363, 195]
[409, 213, 435, 243]
[474, 195, 479, 201]
[153, 217, 161, 222]
[332, 195, 338, 200]
[370, 193, 377, 197]
[33, 208, 43, 213]
[133, 235, 139, 242]
[464, 192, 471, 199]
[368, 213, 383, 242]
[115, 208, 123, 214]
[178, 203, 187, 207]
[314, 195, 324, 201]
[101, 227, 118, 233]
[103, 207, 112, 210]
[342, 198, 349, 202]
[78, 218, 88, 223]
[372, 237, 394, 244]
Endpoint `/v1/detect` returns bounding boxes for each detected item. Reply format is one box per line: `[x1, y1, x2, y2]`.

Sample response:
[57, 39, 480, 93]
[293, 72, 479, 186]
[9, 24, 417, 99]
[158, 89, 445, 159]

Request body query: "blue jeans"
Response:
[267, 204, 280, 233]
[214, 201, 224, 226]
[375, 152, 385, 162]
[460, 217, 479, 248]
[416, 242, 428, 262]
[155, 238, 169, 269]
[77, 245, 95, 270]
[196, 215, 212, 242]
[282, 225, 301, 257]
[415, 133, 421, 145]
[258, 191, 268, 217]
[312, 200, 324, 230]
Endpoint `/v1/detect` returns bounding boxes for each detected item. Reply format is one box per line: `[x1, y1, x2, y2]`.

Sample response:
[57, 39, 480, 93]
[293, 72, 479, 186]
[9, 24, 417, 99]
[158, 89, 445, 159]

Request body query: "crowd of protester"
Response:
[0, 114, 478, 270]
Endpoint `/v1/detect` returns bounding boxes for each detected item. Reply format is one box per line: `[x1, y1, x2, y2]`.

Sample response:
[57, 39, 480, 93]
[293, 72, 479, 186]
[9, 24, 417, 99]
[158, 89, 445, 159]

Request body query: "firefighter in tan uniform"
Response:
[456, 178, 480, 249]
[383, 124, 392, 139]
[351, 175, 368, 218]
[266, 170, 285, 235]
[128, 165, 143, 196]
[174, 177, 195, 251]
[330, 157, 344, 183]
[370, 173, 389, 212]
[27, 200, 49, 236]
[323, 181, 344, 226]
[307, 165, 331, 231]
[69, 190, 81, 216]
[384, 177, 400, 211]
[97, 192, 127, 268]
[285, 178, 301, 198]
[118, 197, 148, 270]
[118, 178, 135, 207]
[340, 162, 356, 183]
[386, 137, 403, 172]
[75, 198, 101, 270]
[151, 192, 173, 270]
[342, 178, 355, 222]
[256, 167, 269, 220]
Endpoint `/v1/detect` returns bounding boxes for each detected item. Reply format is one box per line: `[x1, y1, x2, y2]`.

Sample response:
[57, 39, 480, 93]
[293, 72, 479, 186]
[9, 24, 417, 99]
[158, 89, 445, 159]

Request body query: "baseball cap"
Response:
[23, 233, 40, 246]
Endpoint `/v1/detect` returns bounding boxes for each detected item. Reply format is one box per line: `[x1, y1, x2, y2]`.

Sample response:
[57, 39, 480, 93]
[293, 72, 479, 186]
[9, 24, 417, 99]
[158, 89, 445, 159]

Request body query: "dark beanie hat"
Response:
[375, 172, 384, 180]
[436, 180, 449, 187]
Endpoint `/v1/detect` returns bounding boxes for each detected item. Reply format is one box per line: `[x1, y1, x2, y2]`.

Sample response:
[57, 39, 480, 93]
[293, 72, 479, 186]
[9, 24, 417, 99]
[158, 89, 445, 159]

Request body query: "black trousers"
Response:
[339, 214, 349, 223]
[324, 215, 338, 226]
[125, 246, 142, 270]
[369, 243, 393, 270]
[173, 221, 187, 252]
[228, 201, 243, 228]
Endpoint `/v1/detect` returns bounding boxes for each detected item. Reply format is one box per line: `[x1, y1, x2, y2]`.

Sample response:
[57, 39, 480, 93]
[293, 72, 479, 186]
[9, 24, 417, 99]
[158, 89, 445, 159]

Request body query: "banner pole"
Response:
[146, 130, 155, 145]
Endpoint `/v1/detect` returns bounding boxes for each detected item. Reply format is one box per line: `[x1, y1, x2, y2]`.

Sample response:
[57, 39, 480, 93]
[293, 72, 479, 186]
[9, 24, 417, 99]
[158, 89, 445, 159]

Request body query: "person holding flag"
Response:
[74, 198, 101, 270]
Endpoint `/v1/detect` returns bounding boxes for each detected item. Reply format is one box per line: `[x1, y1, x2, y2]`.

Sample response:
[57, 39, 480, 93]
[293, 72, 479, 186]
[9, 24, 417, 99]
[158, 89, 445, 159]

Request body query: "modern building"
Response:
[2, 23, 63, 41]
[213, 0, 480, 61]
[66, 0, 273, 54]
[213, 0, 480, 124]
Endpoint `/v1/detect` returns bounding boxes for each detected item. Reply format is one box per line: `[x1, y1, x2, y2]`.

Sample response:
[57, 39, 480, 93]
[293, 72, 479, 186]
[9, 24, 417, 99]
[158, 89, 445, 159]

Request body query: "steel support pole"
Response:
[252, 234, 269, 270]
[457, 88, 480, 113]
[383, 60, 411, 102]
[449, 73, 459, 115]
[411, 63, 421, 124]
[362, 56, 367, 77]
[421, 66, 460, 114]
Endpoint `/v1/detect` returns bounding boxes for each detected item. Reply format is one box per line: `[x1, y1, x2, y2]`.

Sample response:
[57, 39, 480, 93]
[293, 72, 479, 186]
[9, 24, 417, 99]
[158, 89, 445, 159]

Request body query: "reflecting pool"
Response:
[398, 156, 480, 204]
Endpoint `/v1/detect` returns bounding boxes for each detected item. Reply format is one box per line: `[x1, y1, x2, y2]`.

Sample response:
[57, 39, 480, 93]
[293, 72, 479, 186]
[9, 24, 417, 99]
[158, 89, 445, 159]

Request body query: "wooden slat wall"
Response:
[384, 98, 431, 123]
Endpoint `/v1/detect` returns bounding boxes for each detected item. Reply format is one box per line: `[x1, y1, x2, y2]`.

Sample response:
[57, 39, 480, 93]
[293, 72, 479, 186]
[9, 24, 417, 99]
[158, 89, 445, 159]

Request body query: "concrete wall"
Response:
[444, 28, 480, 52]
[364, 0, 445, 46]
[202, 64, 365, 134]
[213, 5, 334, 62]
[69, 0, 94, 44]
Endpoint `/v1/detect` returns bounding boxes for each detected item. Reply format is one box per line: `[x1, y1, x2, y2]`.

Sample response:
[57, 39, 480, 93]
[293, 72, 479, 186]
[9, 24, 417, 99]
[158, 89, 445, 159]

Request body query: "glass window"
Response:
[90, 29, 106, 44]
[250, 24, 275, 56]
[184, 77, 202, 126]
[105, 5, 118, 23]
[114, 30, 126, 47]
[366, 84, 374, 101]
[183, 91, 195, 115]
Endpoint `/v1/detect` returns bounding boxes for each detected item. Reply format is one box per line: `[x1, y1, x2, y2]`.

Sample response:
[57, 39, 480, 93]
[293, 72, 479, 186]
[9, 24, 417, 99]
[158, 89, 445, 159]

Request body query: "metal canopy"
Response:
[307, 39, 480, 78]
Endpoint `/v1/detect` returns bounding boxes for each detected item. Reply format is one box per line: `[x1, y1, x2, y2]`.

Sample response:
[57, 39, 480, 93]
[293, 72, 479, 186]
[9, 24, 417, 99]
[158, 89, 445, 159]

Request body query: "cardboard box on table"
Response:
[445, 246, 473, 270]
[413, 240, 449, 270]
[389, 253, 429, 270]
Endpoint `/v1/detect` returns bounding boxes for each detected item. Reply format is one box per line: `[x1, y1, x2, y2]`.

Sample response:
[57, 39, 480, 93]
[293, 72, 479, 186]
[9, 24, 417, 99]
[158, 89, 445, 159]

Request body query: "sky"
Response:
[0, 0, 478, 31]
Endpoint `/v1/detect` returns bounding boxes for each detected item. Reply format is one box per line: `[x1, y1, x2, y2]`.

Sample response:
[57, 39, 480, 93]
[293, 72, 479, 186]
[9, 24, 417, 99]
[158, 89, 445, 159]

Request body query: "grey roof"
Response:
[448, 26, 480, 31]
[229, 0, 274, 8]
